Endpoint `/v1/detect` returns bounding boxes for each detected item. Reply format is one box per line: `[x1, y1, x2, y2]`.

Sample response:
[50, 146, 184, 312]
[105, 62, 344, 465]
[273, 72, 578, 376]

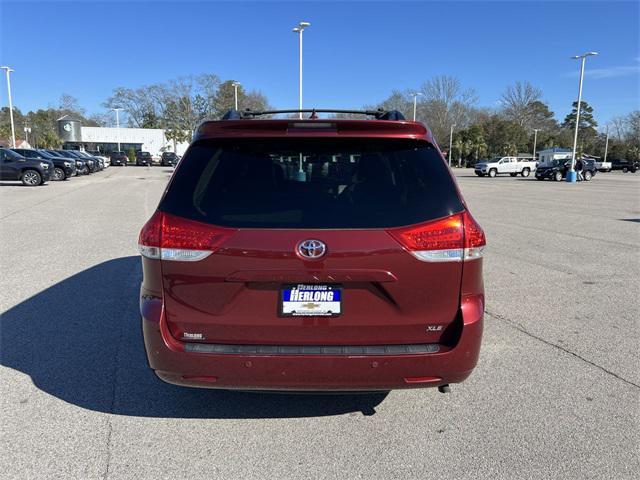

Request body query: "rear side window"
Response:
[160, 138, 463, 229]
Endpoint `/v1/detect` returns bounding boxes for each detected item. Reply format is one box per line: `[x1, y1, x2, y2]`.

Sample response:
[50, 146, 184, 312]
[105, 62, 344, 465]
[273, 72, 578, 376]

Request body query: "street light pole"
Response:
[293, 21, 310, 119]
[411, 92, 422, 121]
[532, 128, 539, 162]
[1, 66, 16, 148]
[232, 82, 241, 111]
[112, 108, 122, 151]
[603, 124, 610, 163]
[448, 124, 456, 167]
[568, 51, 598, 183]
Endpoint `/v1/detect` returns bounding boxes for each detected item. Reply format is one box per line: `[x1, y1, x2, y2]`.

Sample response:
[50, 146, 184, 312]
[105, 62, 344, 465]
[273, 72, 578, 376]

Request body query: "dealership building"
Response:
[57, 116, 190, 155]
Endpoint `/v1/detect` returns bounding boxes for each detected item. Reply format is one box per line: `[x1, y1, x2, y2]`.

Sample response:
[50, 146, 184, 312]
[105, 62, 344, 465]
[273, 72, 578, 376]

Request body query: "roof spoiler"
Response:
[221, 108, 406, 121]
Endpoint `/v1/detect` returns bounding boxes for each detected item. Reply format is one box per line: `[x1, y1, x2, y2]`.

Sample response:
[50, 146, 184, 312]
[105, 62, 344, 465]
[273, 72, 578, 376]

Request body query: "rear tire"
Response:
[583, 170, 593, 181]
[21, 169, 42, 186]
[554, 171, 563, 182]
[521, 168, 530, 177]
[488, 169, 497, 178]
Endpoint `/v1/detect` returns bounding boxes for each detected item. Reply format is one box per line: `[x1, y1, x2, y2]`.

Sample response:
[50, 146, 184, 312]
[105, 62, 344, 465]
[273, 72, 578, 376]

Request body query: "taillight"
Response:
[387, 212, 485, 262]
[137, 211, 236, 262]
[462, 211, 486, 260]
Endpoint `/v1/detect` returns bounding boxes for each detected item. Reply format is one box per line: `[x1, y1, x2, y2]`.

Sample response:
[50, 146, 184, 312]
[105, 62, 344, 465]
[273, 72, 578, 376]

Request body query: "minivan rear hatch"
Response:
[155, 137, 466, 346]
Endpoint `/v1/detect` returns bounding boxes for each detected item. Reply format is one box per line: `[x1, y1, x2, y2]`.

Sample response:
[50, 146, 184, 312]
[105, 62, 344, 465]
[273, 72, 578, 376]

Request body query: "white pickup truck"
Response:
[474, 157, 537, 178]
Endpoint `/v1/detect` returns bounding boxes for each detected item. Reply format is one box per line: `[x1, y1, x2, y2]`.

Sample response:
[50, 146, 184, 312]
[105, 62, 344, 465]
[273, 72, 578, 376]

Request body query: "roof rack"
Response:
[221, 108, 406, 121]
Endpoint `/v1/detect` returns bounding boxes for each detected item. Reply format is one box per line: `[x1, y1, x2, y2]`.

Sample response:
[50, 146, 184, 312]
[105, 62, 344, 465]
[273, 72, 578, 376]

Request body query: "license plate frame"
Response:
[279, 284, 342, 317]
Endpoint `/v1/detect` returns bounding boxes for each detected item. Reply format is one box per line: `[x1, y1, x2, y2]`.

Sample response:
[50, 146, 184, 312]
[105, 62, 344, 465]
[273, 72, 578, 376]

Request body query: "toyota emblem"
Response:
[297, 239, 326, 259]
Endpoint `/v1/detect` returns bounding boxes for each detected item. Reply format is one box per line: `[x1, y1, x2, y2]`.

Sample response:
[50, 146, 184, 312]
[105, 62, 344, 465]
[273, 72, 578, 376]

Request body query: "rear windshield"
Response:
[160, 138, 463, 229]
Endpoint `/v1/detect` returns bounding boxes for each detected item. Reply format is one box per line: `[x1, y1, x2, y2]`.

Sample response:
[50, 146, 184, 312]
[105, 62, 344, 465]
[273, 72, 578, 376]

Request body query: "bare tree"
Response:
[59, 94, 86, 116]
[500, 81, 543, 127]
[625, 110, 640, 145]
[418, 76, 478, 143]
[610, 115, 628, 141]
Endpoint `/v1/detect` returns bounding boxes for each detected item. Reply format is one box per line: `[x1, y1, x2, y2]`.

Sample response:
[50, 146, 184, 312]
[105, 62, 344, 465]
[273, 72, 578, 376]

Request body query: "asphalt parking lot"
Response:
[1, 167, 638, 480]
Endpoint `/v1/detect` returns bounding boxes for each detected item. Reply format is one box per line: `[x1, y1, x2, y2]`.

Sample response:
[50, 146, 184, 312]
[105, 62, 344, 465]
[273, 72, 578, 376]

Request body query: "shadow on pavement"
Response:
[1, 256, 387, 418]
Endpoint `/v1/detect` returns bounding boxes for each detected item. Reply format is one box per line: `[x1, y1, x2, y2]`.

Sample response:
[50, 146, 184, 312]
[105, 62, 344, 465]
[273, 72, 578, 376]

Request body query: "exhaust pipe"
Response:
[438, 384, 451, 394]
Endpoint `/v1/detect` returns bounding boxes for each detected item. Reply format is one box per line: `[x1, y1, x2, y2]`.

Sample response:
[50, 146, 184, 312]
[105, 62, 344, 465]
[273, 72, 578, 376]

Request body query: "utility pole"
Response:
[532, 128, 539, 162]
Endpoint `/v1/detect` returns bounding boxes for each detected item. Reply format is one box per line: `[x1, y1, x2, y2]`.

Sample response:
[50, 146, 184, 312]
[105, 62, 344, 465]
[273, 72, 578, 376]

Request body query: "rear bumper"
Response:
[140, 295, 483, 391]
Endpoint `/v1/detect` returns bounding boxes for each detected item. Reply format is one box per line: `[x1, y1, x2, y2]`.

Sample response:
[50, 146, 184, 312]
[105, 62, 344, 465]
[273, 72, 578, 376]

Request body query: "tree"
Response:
[500, 81, 543, 127]
[418, 75, 478, 144]
[141, 110, 161, 128]
[562, 100, 598, 154]
[367, 90, 412, 120]
[210, 80, 271, 118]
[35, 130, 62, 149]
[482, 116, 529, 156]
[103, 74, 221, 128]
[58, 94, 85, 116]
[562, 100, 598, 131]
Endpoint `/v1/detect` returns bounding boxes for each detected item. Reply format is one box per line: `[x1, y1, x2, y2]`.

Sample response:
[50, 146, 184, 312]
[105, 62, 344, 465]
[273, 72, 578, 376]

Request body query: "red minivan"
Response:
[138, 109, 485, 391]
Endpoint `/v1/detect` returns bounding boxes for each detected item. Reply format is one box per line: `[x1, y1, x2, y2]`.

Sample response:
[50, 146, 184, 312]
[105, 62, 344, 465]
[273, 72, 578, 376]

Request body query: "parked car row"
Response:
[108, 151, 180, 167]
[0, 147, 110, 186]
[472, 155, 639, 182]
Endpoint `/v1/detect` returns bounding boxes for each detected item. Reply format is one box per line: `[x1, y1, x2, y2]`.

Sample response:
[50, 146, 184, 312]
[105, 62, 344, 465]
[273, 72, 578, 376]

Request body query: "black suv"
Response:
[0, 148, 53, 186]
[45, 149, 87, 175]
[136, 151, 153, 166]
[12, 148, 76, 180]
[610, 159, 639, 173]
[53, 150, 96, 173]
[63, 150, 101, 172]
[110, 151, 128, 166]
[535, 159, 597, 181]
[161, 151, 178, 166]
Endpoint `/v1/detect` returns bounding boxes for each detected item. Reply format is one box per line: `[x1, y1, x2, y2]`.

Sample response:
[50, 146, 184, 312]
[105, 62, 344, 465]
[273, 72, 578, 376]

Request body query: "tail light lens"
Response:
[388, 211, 485, 262]
[138, 211, 236, 261]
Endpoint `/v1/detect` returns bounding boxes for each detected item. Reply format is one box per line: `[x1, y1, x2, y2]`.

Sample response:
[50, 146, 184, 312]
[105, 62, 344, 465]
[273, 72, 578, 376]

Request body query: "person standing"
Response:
[575, 157, 584, 181]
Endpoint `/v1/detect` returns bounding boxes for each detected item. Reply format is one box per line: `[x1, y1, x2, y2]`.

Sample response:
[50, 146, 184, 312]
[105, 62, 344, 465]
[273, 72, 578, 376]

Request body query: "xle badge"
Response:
[426, 325, 443, 332]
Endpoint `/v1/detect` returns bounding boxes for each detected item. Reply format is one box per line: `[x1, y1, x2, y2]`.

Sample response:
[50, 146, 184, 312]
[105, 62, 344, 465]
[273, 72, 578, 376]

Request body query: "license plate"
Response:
[280, 284, 342, 317]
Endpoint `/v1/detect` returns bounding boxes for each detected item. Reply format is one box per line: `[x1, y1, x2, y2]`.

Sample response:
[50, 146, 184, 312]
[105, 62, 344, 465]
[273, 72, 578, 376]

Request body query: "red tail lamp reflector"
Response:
[138, 211, 236, 261]
[388, 212, 485, 262]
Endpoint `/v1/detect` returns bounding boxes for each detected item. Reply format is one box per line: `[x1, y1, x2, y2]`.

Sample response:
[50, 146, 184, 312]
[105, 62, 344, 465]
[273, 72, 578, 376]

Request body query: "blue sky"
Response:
[1, 0, 638, 127]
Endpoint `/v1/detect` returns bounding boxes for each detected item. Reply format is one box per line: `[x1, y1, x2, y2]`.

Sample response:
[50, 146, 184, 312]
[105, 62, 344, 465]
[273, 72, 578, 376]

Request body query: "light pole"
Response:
[532, 128, 539, 162]
[567, 51, 598, 183]
[603, 124, 610, 164]
[112, 108, 123, 151]
[292, 21, 311, 119]
[1, 66, 16, 148]
[448, 124, 456, 167]
[232, 81, 241, 111]
[411, 92, 423, 121]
